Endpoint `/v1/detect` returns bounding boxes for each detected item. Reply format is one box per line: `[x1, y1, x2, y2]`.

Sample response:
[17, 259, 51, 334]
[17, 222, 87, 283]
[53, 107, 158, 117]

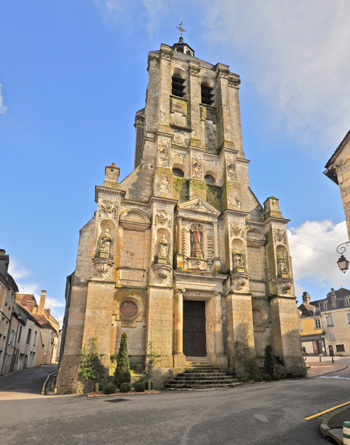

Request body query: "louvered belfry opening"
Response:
[201, 83, 214, 106]
[172, 75, 186, 98]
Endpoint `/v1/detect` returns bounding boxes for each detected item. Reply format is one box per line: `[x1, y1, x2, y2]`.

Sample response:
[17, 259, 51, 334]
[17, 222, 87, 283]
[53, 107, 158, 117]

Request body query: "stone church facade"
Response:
[56, 39, 303, 393]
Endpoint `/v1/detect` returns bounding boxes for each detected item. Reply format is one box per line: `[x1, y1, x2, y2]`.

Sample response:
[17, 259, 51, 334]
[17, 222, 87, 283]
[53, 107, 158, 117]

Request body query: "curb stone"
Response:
[321, 405, 350, 444]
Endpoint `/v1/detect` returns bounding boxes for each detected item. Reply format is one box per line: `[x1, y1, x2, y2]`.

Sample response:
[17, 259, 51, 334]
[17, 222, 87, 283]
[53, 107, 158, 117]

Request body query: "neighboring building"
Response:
[0, 249, 19, 375]
[57, 37, 304, 394]
[13, 301, 41, 371]
[298, 292, 325, 356]
[16, 291, 59, 365]
[299, 288, 350, 356]
[324, 130, 350, 241]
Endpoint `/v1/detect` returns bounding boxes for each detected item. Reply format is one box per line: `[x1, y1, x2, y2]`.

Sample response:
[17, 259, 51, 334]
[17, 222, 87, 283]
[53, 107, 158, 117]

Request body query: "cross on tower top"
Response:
[176, 19, 186, 43]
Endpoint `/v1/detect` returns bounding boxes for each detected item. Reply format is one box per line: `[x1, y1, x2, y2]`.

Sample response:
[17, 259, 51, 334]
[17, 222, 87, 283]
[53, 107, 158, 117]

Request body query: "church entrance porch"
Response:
[183, 300, 206, 357]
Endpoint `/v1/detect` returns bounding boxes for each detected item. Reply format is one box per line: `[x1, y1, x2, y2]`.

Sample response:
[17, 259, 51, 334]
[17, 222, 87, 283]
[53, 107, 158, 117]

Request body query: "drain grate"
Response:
[104, 398, 130, 403]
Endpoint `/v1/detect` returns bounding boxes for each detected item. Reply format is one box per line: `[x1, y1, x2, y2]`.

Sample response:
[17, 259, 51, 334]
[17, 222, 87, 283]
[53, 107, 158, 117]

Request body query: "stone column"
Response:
[188, 62, 201, 147]
[213, 221, 221, 272]
[216, 64, 234, 150]
[214, 293, 224, 355]
[145, 54, 160, 136]
[174, 288, 186, 367]
[175, 217, 183, 270]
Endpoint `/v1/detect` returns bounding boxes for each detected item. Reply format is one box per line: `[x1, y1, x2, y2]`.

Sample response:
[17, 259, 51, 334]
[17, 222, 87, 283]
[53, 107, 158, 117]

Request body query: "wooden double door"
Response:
[183, 300, 206, 357]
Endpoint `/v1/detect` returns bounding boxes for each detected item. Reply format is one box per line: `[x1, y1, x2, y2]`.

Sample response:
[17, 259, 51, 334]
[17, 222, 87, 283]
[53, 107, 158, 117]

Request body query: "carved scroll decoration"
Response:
[155, 210, 171, 228]
[230, 222, 245, 239]
[274, 228, 287, 245]
[191, 154, 202, 179]
[98, 200, 118, 220]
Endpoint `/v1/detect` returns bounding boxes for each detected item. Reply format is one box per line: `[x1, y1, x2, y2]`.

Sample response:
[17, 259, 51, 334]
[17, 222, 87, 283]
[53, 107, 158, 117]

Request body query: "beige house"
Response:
[57, 38, 304, 394]
[0, 249, 19, 375]
[16, 291, 59, 365]
[324, 130, 350, 241]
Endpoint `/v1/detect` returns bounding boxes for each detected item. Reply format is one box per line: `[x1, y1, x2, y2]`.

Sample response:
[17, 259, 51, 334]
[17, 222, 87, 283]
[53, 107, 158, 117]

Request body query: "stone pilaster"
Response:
[158, 44, 172, 133]
[228, 75, 244, 157]
[216, 64, 234, 150]
[173, 288, 186, 367]
[188, 62, 201, 147]
[145, 54, 160, 136]
[189, 149, 206, 200]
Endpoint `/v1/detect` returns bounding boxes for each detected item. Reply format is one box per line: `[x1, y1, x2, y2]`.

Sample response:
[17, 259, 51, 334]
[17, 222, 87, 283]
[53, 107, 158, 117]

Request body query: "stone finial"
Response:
[263, 197, 283, 220]
[103, 163, 120, 186]
[302, 291, 310, 305]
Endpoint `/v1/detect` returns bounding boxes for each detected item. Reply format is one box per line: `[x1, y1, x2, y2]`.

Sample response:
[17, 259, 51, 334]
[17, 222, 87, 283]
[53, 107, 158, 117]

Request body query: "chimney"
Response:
[39, 290, 47, 314]
[302, 291, 310, 305]
[45, 308, 50, 319]
[0, 249, 9, 278]
[330, 288, 337, 309]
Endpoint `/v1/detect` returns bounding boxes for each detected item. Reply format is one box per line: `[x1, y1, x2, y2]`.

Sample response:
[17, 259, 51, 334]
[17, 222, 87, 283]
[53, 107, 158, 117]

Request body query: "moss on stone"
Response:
[206, 184, 223, 212]
[173, 177, 189, 202]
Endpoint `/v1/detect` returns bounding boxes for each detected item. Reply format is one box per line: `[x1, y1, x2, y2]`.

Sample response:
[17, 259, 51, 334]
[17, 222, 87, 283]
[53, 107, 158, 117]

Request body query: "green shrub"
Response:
[114, 333, 131, 388]
[264, 345, 275, 376]
[272, 373, 279, 381]
[120, 382, 131, 393]
[244, 357, 259, 379]
[263, 374, 272, 382]
[103, 384, 117, 394]
[110, 354, 117, 363]
[254, 374, 263, 382]
[98, 383, 104, 392]
[78, 337, 106, 384]
[134, 382, 145, 392]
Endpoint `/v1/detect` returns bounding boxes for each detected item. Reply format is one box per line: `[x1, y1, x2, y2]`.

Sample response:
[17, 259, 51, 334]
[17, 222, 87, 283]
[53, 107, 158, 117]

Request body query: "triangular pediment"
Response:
[178, 198, 220, 216]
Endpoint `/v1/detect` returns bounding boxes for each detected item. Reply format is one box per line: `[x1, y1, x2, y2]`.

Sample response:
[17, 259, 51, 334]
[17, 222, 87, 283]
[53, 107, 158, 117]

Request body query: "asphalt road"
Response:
[1, 361, 350, 445]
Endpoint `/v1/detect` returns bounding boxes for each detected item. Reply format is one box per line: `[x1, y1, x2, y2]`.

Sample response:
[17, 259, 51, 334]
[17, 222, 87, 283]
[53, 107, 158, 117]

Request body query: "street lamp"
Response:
[336, 241, 350, 273]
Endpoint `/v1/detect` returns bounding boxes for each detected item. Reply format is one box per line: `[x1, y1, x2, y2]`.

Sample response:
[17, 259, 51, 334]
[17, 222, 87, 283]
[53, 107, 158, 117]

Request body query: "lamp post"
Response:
[336, 241, 350, 273]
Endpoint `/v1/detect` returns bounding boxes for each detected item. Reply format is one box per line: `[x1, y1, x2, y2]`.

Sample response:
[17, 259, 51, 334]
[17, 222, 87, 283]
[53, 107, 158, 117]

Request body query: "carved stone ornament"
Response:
[228, 196, 241, 210]
[98, 200, 118, 220]
[160, 51, 171, 61]
[230, 272, 249, 292]
[187, 258, 208, 271]
[152, 264, 172, 284]
[277, 252, 289, 278]
[230, 222, 245, 239]
[252, 305, 268, 326]
[277, 279, 293, 295]
[97, 229, 112, 258]
[92, 257, 115, 279]
[274, 228, 287, 245]
[226, 156, 237, 181]
[157, 140, 169, 167]
[232, 250, 245, 273]
[155, 210, 171, 228]
[189, 65, 200, 76]
[191, 201, 208, 212]
[157, 235, 169, 264]
[228, 77, 241, 88]
[191, 154, 202, 179]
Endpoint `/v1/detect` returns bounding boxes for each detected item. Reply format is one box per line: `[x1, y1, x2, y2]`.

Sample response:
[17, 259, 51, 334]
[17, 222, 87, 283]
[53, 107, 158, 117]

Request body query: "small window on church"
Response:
[177, 47, 184, 53]
[204, 174, 215, 184]
[172, 75, 186, 98]
[173, 168, 184, 178]
[201, 83, 214, 106]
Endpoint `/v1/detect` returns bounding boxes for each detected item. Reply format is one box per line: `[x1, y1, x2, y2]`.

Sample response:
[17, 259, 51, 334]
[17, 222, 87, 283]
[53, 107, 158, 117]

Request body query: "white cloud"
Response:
[288, 220, 350, 295]
[202, 0, 350, 151]
[8, 259, 30, 280]
[0, 83, 7, 114]
[46, 297, 65, 309]
[15, 282, 40, 296]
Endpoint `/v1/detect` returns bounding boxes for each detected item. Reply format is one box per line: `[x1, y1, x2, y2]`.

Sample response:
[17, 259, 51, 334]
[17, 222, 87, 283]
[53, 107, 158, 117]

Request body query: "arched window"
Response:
[172, 74, 186, 98]
[204, 174, 215, 184]
[172, 167, 184, 178]
[201, 82, 214, 106]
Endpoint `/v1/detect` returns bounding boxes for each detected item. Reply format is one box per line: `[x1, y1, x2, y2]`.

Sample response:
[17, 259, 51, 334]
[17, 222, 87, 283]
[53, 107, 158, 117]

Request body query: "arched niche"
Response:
[172, 163, 187, 177]
[276, 245, 289, 278]
[204, 170, 218, 185]
[246, 229, 266, 247]
[155, 228, 171, 264]
[120, 209, 151, 231]
[232, 238, 246, 273]
[95, 219, 116, 259]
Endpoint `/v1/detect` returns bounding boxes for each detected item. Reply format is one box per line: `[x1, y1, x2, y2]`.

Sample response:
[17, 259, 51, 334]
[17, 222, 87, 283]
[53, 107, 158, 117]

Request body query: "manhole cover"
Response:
[104, 398, 130, 403]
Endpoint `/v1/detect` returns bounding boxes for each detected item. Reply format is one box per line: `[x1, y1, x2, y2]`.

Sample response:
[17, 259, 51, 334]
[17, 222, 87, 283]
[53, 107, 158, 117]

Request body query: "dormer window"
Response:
[201, 83, 214, 106]
[172, 75, 186, 98]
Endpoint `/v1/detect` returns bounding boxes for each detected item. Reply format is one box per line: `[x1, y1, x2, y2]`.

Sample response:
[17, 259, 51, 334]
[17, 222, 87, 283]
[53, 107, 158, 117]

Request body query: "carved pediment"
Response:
[178, 198, 220, 216]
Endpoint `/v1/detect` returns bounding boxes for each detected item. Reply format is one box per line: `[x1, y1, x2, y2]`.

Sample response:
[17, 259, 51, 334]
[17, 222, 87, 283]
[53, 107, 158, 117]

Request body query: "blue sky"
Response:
[1, 1, 350, 325]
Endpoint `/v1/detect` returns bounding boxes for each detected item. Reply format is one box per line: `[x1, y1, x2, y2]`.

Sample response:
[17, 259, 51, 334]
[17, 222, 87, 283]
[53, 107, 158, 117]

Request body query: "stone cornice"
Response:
[219, 209, 249, 220]
[150, 196, 178, 207]
[95, 186, 126, 203]
[263, 216, 291, 226]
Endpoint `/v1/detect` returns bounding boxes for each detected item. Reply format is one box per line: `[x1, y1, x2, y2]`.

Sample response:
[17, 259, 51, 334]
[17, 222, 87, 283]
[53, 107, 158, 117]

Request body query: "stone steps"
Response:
[163, 358, 242, 391]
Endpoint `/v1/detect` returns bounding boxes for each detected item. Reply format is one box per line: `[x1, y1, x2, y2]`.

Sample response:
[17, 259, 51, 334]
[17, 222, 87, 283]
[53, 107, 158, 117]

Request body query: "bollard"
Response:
[319, 356, 322, 362]
[343, 421, 350, 444]
[332, 357, 334, 363]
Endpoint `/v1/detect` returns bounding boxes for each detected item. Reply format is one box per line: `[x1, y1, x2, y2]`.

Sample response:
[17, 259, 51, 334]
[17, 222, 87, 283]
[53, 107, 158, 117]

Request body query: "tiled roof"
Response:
[15, 301, 41, 327]
[16, 294, 38, 306]
[33, 314, 57, 332]
[298, 303, 315, 317]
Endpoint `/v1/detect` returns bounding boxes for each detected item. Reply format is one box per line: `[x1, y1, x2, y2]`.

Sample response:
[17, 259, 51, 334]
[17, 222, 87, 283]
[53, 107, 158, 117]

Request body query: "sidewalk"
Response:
[305, 356, 348, 377]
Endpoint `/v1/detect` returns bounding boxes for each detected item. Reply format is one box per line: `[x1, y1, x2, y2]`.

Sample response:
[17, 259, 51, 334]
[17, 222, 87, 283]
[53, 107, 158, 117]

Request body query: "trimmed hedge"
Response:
[134, 382, 145, 392]
[103, 384, 117, 394]
[120, 382, 131, 393]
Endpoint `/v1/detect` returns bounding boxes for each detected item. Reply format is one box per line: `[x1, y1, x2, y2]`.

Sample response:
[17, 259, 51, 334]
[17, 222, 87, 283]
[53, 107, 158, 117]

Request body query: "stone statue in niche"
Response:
[190, 226, 202, 258]
[277, 252, 289, 278]
[157, 235, 168, 264]
[98, 229, 112, 258]
[233, 250, 245, 273]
